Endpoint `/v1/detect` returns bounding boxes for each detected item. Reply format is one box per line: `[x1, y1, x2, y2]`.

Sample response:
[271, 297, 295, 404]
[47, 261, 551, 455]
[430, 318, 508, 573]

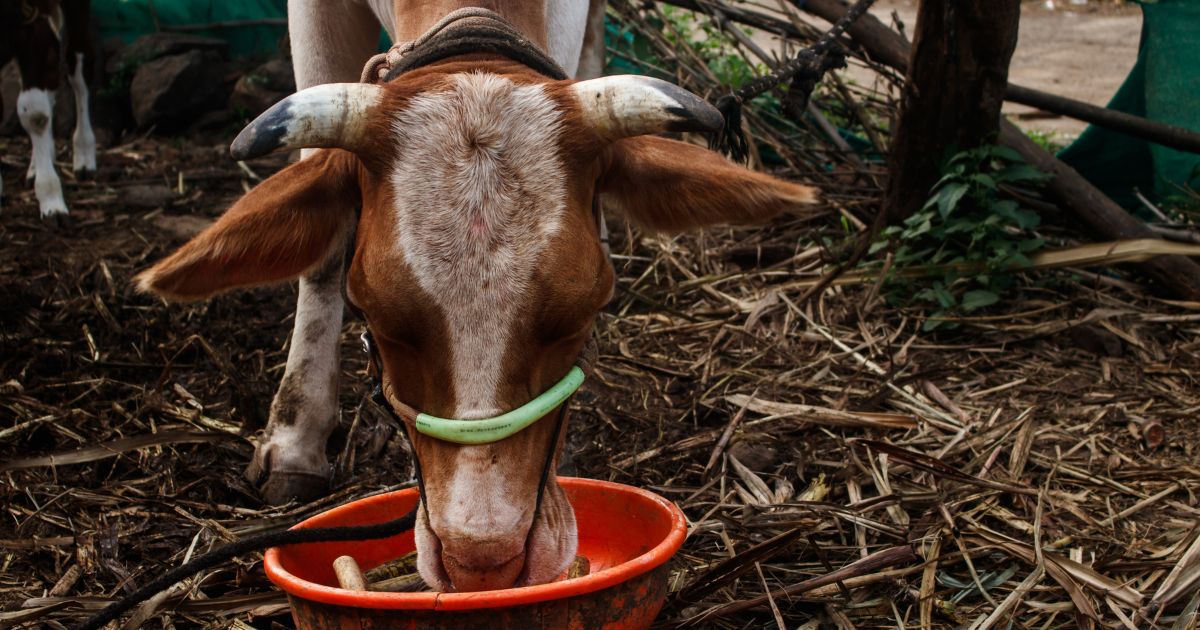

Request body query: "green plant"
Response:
[871, 145, 1050, 330]
[1161, 162, 1200, 219]
[1024, 128, 1064, 154]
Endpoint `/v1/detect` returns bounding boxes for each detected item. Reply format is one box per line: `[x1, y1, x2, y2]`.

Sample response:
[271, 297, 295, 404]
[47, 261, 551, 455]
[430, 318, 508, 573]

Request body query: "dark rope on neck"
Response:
[709, 0, 878, 161]
[73, 505, 418, 630]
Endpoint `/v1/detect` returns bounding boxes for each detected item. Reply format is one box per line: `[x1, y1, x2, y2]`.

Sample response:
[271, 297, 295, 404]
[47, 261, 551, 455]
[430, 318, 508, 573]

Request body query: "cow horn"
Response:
[230, 83, 385, 160]
[569, 75, 723, 141]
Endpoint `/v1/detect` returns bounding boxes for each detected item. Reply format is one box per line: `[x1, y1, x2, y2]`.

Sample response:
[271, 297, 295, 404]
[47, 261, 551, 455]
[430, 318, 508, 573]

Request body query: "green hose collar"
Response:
[413, 366, 586, 445]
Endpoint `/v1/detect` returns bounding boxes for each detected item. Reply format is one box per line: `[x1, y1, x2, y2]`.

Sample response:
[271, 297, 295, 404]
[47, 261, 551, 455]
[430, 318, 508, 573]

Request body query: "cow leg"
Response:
[246, 246, 347, 504]
[66, 53, 96, 175]
[575, 0, 607, 81]
[64, 0, 96, 175]
[246, 0, 380, 505]
[16, 8, 67, 219]
[18, 89, 67, 219]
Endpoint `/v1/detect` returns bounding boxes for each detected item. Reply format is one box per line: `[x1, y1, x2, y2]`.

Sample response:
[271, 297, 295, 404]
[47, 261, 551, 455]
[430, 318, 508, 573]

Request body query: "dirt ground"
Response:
[4, 123, 1200, 627]
[3, 4, 1200, 628]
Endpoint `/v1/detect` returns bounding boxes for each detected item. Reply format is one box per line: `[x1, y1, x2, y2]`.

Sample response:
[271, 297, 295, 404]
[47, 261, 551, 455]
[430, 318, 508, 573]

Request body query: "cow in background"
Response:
[1, 0, 96, 222]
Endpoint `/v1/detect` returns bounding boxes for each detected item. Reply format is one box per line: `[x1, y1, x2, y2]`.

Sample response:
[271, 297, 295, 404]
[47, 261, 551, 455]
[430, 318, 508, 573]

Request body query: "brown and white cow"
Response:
[1, 0, 96, 220]
[136, 0, 817, 592]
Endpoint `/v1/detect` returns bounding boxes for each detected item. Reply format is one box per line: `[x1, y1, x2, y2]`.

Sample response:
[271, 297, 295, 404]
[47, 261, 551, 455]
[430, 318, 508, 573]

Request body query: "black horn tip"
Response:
[651, 81, 724, 133]
[230, 100, 293, 161]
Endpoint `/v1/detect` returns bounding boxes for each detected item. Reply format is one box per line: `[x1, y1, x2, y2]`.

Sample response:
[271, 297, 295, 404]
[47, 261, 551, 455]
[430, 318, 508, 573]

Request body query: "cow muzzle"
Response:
[414, 479, 577, 592]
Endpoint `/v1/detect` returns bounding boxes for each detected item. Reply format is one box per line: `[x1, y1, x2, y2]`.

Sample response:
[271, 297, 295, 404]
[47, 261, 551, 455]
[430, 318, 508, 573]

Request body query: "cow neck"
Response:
[361, 7, 567, 85]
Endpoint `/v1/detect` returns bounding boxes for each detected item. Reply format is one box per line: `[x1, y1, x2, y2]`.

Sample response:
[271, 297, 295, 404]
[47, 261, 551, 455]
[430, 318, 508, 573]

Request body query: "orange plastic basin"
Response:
[264, 477, 687, 629]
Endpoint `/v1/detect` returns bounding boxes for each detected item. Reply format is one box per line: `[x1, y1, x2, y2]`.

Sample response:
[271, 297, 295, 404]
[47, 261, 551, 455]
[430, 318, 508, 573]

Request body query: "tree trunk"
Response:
[883, 0, 1021, 222]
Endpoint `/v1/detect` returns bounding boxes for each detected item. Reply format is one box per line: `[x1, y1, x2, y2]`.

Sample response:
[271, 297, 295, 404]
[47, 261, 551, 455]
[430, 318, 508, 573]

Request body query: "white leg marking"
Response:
[17, 89, 67, 218]
[363, 0, 395, 41]
[288, 0, 381, 89]
[250, 227, 346, 501]
[545, 0, 589, 78]
[68, 53, 96, 173]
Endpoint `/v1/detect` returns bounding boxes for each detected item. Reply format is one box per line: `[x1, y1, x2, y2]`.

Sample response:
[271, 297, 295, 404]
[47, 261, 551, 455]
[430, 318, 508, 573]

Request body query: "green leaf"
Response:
[933, 285, 955, 308]
[936, 183, 970, 219]
[971, 174, 997, 189]
[961, 290, 999, 311]
[989, 146, 1024, 162]
[994, 164, 1047, 184]
[1013, 208, 1041, 229]
[1018, 237, 1045, 253]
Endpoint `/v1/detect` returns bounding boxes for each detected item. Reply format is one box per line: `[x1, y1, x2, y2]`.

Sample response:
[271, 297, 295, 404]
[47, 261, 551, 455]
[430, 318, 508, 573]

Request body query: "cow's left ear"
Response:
[596, 135, 818, 233]
[135, 150, 360, 300]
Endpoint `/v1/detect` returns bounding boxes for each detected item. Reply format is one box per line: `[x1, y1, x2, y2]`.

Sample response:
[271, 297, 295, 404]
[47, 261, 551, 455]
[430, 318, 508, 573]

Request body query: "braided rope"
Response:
[709, 0, 879, 161]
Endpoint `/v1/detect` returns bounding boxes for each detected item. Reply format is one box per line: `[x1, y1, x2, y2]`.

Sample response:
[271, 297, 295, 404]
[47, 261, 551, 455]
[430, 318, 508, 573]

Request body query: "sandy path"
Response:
[868, 0, 1143, 139]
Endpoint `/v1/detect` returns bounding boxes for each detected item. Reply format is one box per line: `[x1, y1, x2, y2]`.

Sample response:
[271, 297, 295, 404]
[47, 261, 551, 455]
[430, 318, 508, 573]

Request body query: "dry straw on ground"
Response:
[3, 2, 1200, 628]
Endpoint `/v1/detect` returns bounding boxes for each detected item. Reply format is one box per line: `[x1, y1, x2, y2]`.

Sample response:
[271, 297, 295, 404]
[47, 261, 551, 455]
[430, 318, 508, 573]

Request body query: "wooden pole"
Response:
[883, 0, 1022, 222]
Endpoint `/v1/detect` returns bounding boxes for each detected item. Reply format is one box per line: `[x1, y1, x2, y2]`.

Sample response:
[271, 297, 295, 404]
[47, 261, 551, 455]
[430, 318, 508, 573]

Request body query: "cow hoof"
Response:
[73, 167, 96, 181]
[40, 211, 73, 230]
[259, 471, 329, 505]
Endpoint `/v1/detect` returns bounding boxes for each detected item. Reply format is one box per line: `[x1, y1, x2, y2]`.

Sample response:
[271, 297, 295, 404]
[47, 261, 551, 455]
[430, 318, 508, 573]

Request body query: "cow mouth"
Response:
[415, 510, 534, 592]
[415, 499, 576, 592]
[443, 548, 528, 591]
[420, 520, 532, 590]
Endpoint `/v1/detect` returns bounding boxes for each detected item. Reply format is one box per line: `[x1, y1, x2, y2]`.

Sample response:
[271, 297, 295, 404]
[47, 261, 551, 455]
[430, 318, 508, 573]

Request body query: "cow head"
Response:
[136, 58, 816, 591]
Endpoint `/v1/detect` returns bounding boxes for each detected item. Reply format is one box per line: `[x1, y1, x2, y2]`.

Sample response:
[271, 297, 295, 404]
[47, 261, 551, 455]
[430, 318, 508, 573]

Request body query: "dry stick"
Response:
[333, 556, 367, 591]
[918, 534, 942, 630]
[670, 526, 809, 608]
[703, 390, 756, 477]
[1005, 84, 1200, 156]
[1095, 483, 1179, 528]
[682, 545, 921, 625]
[163, 18, 287, 32]
[785, 301, 964, 431]
[966, 488, 1047, 630]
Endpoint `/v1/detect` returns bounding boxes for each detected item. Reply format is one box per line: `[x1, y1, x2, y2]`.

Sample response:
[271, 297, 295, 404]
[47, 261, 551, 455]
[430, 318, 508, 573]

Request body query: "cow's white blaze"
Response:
[389, 73, 571, 587]
[390, 73, 567, 418]
[17, 88, 67, 217]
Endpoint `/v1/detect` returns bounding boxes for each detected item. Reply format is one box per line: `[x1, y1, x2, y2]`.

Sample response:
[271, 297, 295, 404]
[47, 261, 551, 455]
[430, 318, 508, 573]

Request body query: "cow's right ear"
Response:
[135, 150, 360, 301]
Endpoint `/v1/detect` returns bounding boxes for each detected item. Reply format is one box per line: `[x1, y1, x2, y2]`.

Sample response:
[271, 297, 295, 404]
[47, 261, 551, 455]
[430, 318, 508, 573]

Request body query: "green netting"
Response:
[92, 0, 392, 58]
[1057, 0, 1200, 210]
[92, 0, 288, 58]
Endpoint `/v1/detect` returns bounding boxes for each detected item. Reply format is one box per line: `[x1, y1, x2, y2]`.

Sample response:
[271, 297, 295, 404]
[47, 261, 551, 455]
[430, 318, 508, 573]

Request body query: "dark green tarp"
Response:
[93, 0, 397, 59]
[1058, 0, 1200, 209]
[92, 0, 289, 58]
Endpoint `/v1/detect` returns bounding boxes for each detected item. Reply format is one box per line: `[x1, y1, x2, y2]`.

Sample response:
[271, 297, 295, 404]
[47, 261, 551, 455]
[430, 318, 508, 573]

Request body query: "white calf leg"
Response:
[247, 241, 347, 503]
[17, 89, 67, 218]
[248, 0, 380, 504]
[68, 53, 96, 174]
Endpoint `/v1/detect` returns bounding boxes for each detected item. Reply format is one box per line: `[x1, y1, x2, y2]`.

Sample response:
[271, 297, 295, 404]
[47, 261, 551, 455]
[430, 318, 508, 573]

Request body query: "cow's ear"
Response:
[135, 151, 359, 301]
[597, 136, 818, 232]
